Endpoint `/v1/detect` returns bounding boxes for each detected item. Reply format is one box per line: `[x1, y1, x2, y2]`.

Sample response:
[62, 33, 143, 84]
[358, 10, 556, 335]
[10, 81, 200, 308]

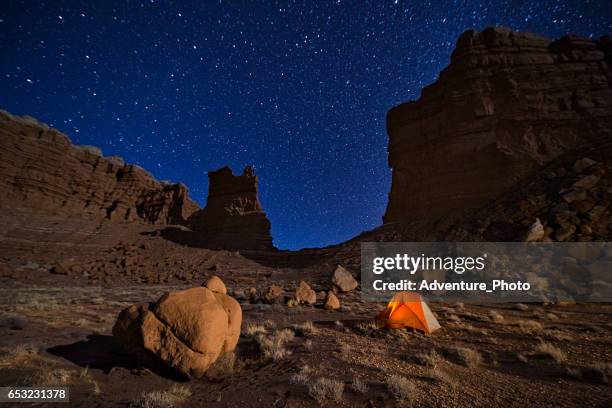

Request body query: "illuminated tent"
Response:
[377, 292, 440, 333]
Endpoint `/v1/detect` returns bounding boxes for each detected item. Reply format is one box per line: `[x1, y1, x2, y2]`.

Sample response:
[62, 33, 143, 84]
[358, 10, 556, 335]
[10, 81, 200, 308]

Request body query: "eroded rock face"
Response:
[384, 27, 612, 223]
[0, 110, 199, 224]
[112, 285, 242, 378]
[187, 166, 273, 250]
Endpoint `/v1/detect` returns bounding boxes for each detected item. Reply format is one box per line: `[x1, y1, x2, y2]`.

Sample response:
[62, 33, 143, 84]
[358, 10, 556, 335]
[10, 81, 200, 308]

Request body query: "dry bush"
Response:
[534, 342, 566, 362]
[415, 349, 443, 368]
[243, 321, 267, 337]
[289, 365, 311, 385]
[356, 320, 379, 334]
[488, 310, 504, 323]
[206, 352, 237, 380]
[29, 368, 73, 386]
[0, 344, 38, 366]
[79, 366, 101, 394]
[351, 377, 368, 394]
[292, 321, 317, 336]
[448, 347, 482, 367]
[386, 375, 416, 402]
[133, 384, 191, 408]
[256, 329, 295, 361]
[263, 320, 277, 330]
[308, 377, 344, 404]
[518, 320, 543, 333]
[426, 366, 454, 386]
[0, 314, 27, 329]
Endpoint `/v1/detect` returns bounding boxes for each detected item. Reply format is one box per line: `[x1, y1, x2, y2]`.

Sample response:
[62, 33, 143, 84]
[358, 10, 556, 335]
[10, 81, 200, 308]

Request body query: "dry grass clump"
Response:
[0, 344, 38, 366]
[79, 366, 101, 394]
[244, 321, 267, 337]
[386, 375, 416, 402]
[415, 349, 443, 368]
[29, 368, 73, 386]
[303, 339, 313, 351]
[566, 362, 612, 384]
[262, 319, 277, 330]
[132, 384, 191, 408]
[351, 377, 368, 394]
[308, 377, 344, 404]
[356, 319, 380, 334]
[256, 328, 295, 361]
[426, 366, 455, 386]
[543, 329, 572, 341]
[518, 320, 543, 333]
[488, 310, 504, 323]
[292, 321, 317, 336]
[206, 352, 238, 380]
[448, 346, 482, 368]
[534, 342, 566, 362]
[338, 342, 351, 356]
[290, 365, 311, 385]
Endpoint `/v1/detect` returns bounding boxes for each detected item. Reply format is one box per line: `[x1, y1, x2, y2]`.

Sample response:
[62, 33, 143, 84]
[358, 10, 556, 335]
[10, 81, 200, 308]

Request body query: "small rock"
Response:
[573, 174, 600, 190]
[562, 189, 587, 203]
[331, 265, 358, 292]
[524, 218, 545, 242]
[295, 281, 316, 305]
[264, 284, 285, 304]
[555, 225, 576, 241]
[324, 292, 340, 310]
[247, 287, 258, 303]
[572, 158, 597, 173]
[316, 291, 326, 301]
[513, 303, 529, 311]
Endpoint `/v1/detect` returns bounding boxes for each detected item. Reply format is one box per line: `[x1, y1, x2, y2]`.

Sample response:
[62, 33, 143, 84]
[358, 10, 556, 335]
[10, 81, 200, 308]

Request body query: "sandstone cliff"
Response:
[187, 166, 274, 250]
[0, 110, 198, 224]
[384, 27, 612, 223]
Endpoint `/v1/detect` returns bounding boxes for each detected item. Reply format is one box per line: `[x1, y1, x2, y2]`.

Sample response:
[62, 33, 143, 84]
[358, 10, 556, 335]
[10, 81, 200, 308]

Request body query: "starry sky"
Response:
[1, 1, 610, 249]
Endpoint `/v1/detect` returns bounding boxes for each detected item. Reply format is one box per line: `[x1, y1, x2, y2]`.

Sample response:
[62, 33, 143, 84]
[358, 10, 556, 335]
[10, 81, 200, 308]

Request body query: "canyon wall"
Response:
[187, 166, 274, 250]
[0, 110, 199, 225]
[384, 27, 612, 223]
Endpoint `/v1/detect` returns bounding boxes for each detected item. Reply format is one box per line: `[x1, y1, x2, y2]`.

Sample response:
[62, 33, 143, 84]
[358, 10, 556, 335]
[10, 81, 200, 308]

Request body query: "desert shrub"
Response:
[0, 314, 27, 329]
[386, 375, 416, 402]
[29, 368, 73, 386]
[355, 320, 379, 334]
[289, 365, 311, 385]
[292, 321, 317, 336]
[534, 342, 566, 362]
[518, 320, 543, 333]
[351, 377, 368, 394]
[243, 321, 267, 337]
[426, 366, 454, 386]
[447, 347, 482, 367]
[206, 352, 237, 380]
[133, 384, 191, 408]
[256, 329, 295, 361]
[308, 377, 344, 404]
[415, 349, 443, 368]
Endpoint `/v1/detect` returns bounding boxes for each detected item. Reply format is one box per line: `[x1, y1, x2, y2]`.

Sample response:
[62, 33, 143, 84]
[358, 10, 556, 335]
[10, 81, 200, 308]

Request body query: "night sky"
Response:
[1, 1, 610, 249]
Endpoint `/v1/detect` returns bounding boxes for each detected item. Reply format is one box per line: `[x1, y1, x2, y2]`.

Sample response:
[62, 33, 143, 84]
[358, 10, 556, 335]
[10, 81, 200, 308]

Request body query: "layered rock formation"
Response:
[0, 110, 198, 224]
[187, 166, 274, 250]
[384, 27, 612, 223]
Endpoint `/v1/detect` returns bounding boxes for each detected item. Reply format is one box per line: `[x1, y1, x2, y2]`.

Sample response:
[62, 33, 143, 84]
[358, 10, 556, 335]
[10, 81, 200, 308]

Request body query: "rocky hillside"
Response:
[0, 110, 199, 225]
[384, 27, 612, 223]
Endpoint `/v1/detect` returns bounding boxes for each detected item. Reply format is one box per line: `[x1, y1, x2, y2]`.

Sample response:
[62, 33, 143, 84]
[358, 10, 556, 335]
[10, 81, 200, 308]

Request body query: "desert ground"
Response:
[0, 217, 611, 407]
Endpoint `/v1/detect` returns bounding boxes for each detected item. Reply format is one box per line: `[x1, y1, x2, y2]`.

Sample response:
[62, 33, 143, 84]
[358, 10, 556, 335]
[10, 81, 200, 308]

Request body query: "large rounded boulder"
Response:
[113, 284, 242, 378]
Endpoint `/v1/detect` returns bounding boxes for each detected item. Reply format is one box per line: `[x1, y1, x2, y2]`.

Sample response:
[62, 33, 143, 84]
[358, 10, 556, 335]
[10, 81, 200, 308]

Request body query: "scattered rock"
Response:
[524, 218, 545, 242]
[555, 225, 576, 241]
[573, 158, 597, 173]
[324, 292, 340, 310]
[264, 284, 285, 304]
[331, 265, 358, 292]
[295, 281, 316, 305]
[573, 174, 600, 190]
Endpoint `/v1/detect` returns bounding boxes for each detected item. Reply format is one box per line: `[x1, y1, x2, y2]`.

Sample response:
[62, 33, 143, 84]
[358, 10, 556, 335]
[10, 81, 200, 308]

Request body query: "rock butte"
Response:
[384, 27, 612, 223]
[187, 166, 274, 250]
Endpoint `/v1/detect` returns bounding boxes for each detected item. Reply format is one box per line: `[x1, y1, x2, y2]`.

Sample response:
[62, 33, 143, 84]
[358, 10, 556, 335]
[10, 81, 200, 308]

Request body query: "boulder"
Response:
[295, 281, 316, 305]
[524, 218, 545, 242]
[112, 285, 242, 378]
[204, 275, 227, 294]
[324, 292, 340, 310]
[264, 284, 285, 304]
[331, 265, 358, 292]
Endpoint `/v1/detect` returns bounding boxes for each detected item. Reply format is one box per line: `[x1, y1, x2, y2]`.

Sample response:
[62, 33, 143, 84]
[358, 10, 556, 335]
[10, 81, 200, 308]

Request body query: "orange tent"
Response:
[377, 292, 441, 333]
